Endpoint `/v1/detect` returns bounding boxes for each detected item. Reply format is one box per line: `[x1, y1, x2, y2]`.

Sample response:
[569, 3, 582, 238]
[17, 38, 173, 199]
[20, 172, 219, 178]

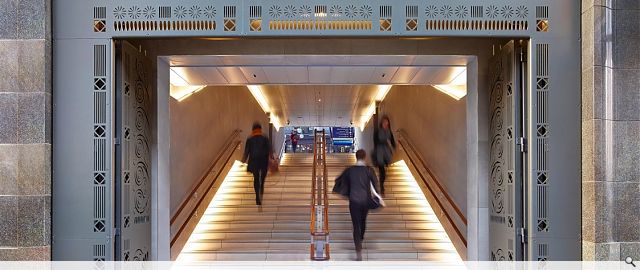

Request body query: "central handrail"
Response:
[310, 129, 330, 260]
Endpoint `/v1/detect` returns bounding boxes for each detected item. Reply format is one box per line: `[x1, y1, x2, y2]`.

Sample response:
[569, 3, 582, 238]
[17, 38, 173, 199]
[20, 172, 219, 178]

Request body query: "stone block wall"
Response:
[582, 0, 640, 261]
[0, 0, 51, 260]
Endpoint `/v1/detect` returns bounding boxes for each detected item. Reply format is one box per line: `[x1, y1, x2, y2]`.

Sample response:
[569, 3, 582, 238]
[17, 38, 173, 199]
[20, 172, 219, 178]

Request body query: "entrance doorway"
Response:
[53, 38, 580, 262]
[118, 38, 501, 260]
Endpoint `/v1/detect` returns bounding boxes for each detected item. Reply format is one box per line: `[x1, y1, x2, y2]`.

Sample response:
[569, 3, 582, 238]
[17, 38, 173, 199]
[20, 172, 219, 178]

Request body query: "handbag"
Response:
[332, 174, 350, 197]
[368, 182, 386, 210]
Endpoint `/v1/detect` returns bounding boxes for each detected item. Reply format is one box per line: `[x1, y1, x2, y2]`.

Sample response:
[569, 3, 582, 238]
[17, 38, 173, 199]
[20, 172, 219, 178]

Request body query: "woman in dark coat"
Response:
[243, 123, 271, 205]
[373, 115, 396, 194]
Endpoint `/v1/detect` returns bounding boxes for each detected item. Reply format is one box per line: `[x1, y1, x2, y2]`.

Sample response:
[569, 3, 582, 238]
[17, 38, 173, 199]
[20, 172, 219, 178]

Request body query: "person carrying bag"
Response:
[332, 149, 383, 260]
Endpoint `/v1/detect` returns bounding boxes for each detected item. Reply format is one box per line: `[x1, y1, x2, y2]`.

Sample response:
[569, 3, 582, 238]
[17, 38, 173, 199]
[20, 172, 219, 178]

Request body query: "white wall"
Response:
[169, 86, 269, 215]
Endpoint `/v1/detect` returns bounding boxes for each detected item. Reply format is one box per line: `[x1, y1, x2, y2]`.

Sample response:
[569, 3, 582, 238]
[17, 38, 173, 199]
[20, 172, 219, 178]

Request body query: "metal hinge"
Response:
[518, 137, 527, 153]
[113, 227, 121, 236]
[519, 47, 526, 62]
[114, 137, 121, 145]
[519, 227, 527, 244]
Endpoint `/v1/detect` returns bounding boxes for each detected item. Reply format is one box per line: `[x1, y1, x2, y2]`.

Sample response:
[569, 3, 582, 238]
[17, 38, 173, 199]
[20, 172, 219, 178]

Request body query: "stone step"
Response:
[183, 241, 457, 253]
[178, 154, 460, 262]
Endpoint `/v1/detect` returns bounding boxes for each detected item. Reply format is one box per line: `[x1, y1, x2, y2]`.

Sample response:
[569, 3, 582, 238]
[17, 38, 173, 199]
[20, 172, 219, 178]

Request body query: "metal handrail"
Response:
[170, 129, 242, 249]
[396, 129, 467, 247]
[171, 129, 241, 225]
[397, 129, 467, 225]
[310, 130, 330, 260]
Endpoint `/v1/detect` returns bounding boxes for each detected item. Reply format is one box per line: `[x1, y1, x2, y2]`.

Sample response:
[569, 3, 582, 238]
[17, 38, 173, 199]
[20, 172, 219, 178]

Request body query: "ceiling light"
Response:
[359, 104, 376, 131]
[375, 85, 393, 101]
[169, 67, 206, 101]
[172, 85, 206, 102]
[433, 85, 467, 100]
[450, 67, 467, 85]
[433, 68, 467, 100]
[271, 114, 282, 131]
[247, 85, 283, 131]
[355, 85, 393, 131]
[247, 85, 270, 113]
[169, 68, 189, 86]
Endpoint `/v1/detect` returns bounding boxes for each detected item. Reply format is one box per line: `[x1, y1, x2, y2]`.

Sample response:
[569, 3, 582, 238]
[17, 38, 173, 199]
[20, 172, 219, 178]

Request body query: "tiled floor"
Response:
[177, 153, 462, 262]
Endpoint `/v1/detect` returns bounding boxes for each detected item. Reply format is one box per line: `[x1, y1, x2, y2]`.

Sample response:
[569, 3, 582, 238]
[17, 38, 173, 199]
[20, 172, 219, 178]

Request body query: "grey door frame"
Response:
[52, 0, 582, 261]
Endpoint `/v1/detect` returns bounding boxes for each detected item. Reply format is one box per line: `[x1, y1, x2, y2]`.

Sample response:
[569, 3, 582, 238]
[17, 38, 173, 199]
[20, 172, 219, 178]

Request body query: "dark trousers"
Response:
[349, 202, 369, 251]
[378, 165, 386, 193]
[292, 143, 297, 153]
[252, 168, 267, 204]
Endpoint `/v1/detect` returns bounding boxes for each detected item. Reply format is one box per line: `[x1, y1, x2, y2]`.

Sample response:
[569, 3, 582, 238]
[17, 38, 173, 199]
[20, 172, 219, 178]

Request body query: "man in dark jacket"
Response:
[243, 122, 271, 205]
[333, 149, 380, 260]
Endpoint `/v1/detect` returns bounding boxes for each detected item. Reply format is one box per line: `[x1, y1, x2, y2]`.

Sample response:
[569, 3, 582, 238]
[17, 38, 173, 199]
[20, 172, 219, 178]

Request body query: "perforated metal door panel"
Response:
[115, 41, 153, 261]
[489, 41, 523, 261]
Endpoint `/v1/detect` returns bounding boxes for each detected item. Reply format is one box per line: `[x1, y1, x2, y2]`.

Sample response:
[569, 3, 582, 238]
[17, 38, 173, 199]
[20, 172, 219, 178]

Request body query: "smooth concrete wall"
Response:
[272, 127, 286, 159]
[354, 121, 374, 158]
[380, 86, 467, 214]
[169, 86, 269, 215]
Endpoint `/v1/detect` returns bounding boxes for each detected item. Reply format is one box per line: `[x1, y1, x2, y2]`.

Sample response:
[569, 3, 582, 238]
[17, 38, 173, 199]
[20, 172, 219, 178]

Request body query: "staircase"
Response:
[327, 156, 461, 261]
[177, 153, 461, 261]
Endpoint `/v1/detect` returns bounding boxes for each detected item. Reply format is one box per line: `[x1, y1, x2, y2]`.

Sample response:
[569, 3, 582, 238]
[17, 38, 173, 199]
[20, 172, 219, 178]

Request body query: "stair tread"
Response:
[178, 154, 461, 262]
